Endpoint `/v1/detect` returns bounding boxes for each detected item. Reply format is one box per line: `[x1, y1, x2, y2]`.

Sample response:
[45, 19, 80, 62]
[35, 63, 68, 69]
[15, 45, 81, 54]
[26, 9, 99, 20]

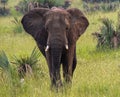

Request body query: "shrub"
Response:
[83, 2, 120, 13]
[15, 0, 69, 14]
[0, 0, 10, 16]
[12, 47, 44, 78]
[92, 12, 120, 49]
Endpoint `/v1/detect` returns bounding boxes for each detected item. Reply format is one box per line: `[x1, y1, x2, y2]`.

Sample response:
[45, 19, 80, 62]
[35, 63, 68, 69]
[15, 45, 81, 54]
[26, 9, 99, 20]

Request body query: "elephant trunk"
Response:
[50, 47, 62, 87]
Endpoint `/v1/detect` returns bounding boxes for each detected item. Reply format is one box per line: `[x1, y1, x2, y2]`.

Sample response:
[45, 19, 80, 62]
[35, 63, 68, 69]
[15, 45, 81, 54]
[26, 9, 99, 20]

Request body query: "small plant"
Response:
[12, 47, 41, 78]
[11, 16, 23, 34]
[92, 12, 120, 49]
[95, 18, 115, 48]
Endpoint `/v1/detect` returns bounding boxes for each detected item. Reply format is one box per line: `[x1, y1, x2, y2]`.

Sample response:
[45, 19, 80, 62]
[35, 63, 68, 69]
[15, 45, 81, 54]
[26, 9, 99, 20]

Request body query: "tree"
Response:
[83, 0, 119, 3]
[1, 0, 8, 12]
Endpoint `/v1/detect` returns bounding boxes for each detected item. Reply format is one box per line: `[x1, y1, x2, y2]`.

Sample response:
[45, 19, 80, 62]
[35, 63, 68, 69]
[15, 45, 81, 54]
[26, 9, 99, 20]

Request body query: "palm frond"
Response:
[29, 47, 41, 66]
[13, 47, 40, 67]
[101, 18, 114, 36]
[0, 51, 10, 71]
[100, 18, 115, 47]
[12, 47, 41, 78]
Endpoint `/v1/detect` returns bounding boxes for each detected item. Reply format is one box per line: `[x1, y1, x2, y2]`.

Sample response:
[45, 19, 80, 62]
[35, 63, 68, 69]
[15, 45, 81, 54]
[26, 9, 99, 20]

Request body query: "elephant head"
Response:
[21, 7, 89, 88]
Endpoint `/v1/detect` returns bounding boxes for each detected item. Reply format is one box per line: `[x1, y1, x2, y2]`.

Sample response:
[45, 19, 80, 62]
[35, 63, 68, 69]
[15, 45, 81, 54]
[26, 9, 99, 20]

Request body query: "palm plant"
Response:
[93, 11, 120, 49]
[12, 47, 41, 78]
[100, 18, 114, 47]
[0, 51, 10, 72]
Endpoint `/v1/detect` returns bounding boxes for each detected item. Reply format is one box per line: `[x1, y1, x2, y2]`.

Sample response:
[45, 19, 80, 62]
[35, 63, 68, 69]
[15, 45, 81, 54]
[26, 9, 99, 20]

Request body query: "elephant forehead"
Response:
[52, 22, 60, 28]
[46, 14, 65, 23]
[46, 9, 69, 18]
[51, 7, 67, 13]
[53, 14, 62, 20]
[47, 13, 64, 19]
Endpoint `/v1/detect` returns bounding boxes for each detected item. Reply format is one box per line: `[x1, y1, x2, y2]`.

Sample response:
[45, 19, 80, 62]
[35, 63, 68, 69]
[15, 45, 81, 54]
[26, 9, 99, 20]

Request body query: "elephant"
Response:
[21, 7, 89, 88]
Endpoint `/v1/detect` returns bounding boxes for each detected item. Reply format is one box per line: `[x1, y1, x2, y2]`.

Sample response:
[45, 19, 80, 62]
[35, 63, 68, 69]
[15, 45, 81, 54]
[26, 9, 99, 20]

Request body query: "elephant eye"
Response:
[66, 26, 69, 31]
[66, 27, 68, 30]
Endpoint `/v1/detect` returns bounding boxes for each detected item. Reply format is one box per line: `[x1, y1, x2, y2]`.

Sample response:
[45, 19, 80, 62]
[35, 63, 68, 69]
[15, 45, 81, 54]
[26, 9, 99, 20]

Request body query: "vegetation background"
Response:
[0, 0, 120, 97]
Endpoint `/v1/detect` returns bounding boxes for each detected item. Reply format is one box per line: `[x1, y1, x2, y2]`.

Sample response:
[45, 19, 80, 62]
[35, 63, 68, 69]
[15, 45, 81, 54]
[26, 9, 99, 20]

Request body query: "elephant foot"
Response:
[64, 74, 72, 84]
[57, 80, 63, 88]
[50, 80, 63, 91]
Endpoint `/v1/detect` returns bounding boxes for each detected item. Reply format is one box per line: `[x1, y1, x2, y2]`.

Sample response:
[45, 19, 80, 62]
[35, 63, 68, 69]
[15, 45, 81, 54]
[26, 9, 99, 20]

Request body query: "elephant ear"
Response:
[67, 8, 89, 44]
[21, 8, 49, 46]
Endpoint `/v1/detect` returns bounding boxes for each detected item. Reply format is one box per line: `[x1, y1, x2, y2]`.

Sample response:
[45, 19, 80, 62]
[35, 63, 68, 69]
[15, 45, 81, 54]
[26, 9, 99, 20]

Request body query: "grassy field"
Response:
[0, 0, 120, 97]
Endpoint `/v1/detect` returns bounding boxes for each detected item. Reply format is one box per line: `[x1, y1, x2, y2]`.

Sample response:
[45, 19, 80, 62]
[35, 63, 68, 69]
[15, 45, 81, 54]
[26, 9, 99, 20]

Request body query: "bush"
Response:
[12, 47, 44, 78]
[83, 0, 120, 3]
[83, 2, 120, 12]
[15, 0, 28, 14]
[15, 0, 69, 14]
[0, 8, 10, 16]
[0, 0, 10, 16]
[92, 12, 120, 49]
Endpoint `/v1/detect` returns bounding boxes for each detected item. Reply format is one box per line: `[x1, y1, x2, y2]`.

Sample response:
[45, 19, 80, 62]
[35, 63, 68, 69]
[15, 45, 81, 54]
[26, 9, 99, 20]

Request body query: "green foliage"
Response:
[92, 18, 115, 48]
[11, 16, 23, 34]
[0, 51, 10, 71]
[83, 0, 120, 3]
[100, 18, 114, 47]
[47, 0, 64, 6]
[15, 0, 28, 14]
[36, 0, 64, 6]
[1, 0, 8, 3]
[13, 47, 40, 67]
[0, 0, 10, 15]
[15, 0, 65, 14]
[12, 47, 42, 78]
[93, 11, 120, 49]
[83, 2, 120, 13]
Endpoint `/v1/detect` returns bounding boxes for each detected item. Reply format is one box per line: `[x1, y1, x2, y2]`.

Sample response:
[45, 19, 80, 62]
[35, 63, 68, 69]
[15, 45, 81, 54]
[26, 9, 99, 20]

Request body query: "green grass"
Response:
[0, 0, 120, 97]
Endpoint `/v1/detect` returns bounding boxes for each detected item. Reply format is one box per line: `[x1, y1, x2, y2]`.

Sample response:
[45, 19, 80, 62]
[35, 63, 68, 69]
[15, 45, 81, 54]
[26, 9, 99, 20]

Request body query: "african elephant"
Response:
[21, 7, 89, 88]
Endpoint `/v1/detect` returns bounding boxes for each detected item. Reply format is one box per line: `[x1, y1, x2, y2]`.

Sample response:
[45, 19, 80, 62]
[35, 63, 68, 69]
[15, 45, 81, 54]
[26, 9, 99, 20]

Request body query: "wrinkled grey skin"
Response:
[21, 7, 89, 89]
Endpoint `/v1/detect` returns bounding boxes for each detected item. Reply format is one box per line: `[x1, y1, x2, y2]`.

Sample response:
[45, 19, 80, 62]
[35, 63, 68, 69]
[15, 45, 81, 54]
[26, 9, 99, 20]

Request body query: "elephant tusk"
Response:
[65, 45, 69, 50]
[45, 45, 49, 52]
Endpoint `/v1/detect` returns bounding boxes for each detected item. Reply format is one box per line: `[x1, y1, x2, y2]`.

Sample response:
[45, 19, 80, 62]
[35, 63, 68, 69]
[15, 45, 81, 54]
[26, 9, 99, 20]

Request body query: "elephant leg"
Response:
[62, 53, 76, 83]
[62, 44, 75, 83]
[62, 61, 69, 83]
